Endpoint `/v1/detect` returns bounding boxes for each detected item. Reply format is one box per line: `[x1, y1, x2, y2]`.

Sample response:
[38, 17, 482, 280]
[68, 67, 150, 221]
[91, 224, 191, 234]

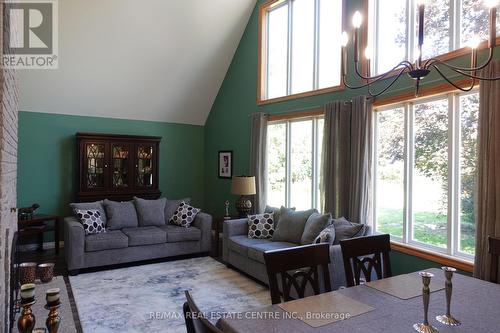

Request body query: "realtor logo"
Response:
[2, 0, 58, 69]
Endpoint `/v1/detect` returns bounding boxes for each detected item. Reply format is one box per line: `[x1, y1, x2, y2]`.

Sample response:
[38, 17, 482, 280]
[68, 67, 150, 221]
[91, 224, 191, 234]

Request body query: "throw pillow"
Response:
[104, 199, 139, 230]
[272, 208, 317, 244]
[70, 201, 107, 225]
[164, 197, 191, 223]
[247, 212, 274, 239]
[301, 212, 333, 245]
[134, 197, 167, 227]
[264, 205, 295, 227]
[169, 201, 200, 228]
[333, 217, 366, 245]
[313, 224, 336, 246]
[75, 209, 106, 235]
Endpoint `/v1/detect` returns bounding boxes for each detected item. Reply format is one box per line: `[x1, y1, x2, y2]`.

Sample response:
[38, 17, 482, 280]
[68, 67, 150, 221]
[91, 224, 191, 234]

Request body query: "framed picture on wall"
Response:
[218, 151, 233, 179]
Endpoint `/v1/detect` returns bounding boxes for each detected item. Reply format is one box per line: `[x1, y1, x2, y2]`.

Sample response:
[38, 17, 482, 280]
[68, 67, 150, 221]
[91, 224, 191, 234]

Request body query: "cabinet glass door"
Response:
[111, 143, 131, 189]
[85, 143, 105, 189]
[136, 145, 155, 188]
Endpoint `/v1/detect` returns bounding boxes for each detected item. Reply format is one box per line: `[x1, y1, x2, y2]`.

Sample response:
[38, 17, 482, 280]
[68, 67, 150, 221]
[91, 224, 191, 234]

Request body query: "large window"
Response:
[259, 0, 343, 102]
[374, 90, 479, 259]
[267, 117, 324, 210]
[368, 0, 500, 75]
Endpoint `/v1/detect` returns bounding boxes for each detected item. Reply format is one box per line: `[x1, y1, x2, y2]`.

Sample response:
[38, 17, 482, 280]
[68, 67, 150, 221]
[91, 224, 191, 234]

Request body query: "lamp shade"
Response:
[231, 176, 256, 195]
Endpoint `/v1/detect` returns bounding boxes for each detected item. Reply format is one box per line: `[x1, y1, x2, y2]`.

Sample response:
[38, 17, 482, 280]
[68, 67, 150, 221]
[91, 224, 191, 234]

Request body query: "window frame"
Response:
[257, 0, 346, 105]
[266, 113, 325, 210]
[364, 0, 500, 77]
[372, 83, 479, 263]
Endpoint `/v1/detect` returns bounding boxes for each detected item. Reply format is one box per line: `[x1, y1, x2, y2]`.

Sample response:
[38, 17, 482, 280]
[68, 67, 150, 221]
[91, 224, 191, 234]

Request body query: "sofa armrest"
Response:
[222, 218, 248, 262]
[64, 217, 85, 271]
[193, 212, 212, 252]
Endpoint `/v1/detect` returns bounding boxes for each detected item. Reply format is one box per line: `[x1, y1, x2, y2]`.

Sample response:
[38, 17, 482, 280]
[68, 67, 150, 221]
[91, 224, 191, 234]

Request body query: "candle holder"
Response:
[436, 267, 461, 326]
[17, 299, 36, 333]
[413, 272, 439, 333]
[44, 302, 61, 333]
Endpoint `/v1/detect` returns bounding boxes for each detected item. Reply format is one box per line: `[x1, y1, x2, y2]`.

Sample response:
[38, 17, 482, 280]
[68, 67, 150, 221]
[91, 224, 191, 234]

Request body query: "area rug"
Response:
[69, 257, 271, 333]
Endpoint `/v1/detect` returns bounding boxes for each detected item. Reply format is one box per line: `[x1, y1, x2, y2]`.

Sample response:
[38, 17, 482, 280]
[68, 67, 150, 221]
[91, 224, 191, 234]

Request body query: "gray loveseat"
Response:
[222, 218, 370, 290]
[64, 212, 212, 275]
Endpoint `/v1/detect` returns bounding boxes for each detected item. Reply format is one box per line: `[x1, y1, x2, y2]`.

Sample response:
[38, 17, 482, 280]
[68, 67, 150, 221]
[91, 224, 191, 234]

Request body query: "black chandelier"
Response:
[341, 0, 500, 97]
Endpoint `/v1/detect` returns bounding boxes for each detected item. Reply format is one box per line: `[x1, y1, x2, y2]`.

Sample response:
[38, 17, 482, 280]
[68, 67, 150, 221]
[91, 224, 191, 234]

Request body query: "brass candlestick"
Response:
[436, 267, 461, 326]
[413, 272, 439, 333]
[18, 300, 36, 333]
[45, 303, 61, 333]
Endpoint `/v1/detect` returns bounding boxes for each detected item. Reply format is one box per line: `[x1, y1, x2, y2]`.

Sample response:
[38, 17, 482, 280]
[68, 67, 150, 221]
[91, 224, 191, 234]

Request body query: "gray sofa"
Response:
[64, 212, 212, 275]
[222, 218, 370, 290]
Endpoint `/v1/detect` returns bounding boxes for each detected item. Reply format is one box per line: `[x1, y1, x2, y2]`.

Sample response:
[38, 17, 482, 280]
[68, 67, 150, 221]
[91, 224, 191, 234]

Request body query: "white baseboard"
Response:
[19, 241, 64, 252]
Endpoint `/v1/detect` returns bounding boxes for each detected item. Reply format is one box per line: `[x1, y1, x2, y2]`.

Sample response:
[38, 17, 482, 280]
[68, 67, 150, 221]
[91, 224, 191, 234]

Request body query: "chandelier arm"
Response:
[433, 63, 500, 81]
[424, 48, 493, 72]
[354, 59, 413, 81]
[431, 65, 476, 92]
[367, 68, 408, 97]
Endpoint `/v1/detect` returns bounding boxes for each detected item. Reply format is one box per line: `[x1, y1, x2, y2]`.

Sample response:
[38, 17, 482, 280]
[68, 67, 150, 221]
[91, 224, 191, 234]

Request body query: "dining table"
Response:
[216, 268, 500, 332]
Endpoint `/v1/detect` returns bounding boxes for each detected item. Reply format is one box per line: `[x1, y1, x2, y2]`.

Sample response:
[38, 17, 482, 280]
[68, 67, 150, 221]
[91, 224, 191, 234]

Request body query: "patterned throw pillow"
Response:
[313, 224, 335, 246]
[75, 209, 106, 235]
[247, 213, 274, 239]
[169, 201, 200, 228]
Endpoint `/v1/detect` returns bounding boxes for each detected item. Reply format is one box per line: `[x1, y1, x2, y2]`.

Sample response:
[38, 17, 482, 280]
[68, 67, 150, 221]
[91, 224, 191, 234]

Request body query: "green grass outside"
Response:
[377, 208, 475, 254]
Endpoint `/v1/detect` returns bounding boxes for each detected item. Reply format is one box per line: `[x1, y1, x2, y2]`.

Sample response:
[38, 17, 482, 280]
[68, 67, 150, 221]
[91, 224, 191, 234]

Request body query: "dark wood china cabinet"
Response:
[76, 133, 161, 202]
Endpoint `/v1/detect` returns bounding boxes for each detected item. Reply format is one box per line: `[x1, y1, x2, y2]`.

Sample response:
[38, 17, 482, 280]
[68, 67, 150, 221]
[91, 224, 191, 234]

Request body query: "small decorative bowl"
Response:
[19, 262, 37, 284]
[38, 263, 55, 283]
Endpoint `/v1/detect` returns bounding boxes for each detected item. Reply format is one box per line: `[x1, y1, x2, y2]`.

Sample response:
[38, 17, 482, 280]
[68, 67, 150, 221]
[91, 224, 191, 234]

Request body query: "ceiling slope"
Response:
[19, 0, 256, 125]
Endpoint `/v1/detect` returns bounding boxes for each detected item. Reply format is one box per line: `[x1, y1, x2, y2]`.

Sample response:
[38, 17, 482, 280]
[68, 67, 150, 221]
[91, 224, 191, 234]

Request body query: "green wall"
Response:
[203, 0, 494, 272]
[18, 111, 205, 234]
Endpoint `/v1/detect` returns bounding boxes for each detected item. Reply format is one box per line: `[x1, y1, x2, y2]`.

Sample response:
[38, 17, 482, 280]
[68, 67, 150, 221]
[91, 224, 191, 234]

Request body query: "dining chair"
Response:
[340, 234, 392, 287]
[488, 236, 500, 284]
[183, 291, 223, 333]
[263, 243, 332, 304]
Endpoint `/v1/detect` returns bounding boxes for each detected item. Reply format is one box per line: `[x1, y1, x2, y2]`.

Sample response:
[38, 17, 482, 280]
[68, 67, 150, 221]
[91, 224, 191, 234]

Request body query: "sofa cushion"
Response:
[85, 230, 128, 252]
[75, 209, 106, 235]
[169, 202, 200, 228]
[227, 235, 270, 257]
[314, 224, 336, 246]
[333, 217, 366, 245]
[301, 212, 332, 245]
[122, 227, 167, 246]
[70, 200, 107, 225]
[247, 241, 298, 264]
[264, 206, 295, 227]
[272, 208, 317, 244]
[247, 213, 274, 239]
[164, 197, 191, 223]
[134, 197, 167, 227]
[104, 199, 139, 230]
[159, 225, 201, 242]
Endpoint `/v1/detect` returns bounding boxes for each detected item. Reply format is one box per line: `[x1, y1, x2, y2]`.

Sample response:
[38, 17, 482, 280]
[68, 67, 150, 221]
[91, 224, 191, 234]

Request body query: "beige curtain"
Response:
[320, 96, 373, 224]
[474, 60, 500, 280]
[249, 112, 268, 214]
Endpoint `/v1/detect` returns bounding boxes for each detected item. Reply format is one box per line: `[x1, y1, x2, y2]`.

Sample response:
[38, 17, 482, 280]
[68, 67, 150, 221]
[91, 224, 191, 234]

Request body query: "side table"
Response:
[213, 216, 238, 258]
[18, 214, 61, 254]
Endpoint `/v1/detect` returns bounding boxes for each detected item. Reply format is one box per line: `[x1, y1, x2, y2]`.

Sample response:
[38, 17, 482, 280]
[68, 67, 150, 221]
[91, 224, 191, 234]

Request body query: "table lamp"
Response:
[231, 176, 256, 217]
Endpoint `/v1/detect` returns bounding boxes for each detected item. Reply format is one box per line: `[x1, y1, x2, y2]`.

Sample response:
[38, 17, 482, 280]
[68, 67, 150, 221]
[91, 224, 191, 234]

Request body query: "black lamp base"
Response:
[235, 196, 252, 218]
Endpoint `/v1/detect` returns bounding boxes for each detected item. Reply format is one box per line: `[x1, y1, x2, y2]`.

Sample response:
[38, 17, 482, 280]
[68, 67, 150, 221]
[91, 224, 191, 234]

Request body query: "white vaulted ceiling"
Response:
[19, 0, 256, 125]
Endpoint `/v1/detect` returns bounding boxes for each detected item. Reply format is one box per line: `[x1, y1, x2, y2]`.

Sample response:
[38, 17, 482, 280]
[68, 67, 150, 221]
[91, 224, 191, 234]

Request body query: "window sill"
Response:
[390, 241, 473, 273]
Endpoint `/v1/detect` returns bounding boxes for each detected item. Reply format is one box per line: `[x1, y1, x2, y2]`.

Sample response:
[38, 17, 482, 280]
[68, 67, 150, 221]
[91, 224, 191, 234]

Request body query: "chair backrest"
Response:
[263, 243, 332, 304]
[183, 291, 223, 333]
[488, 236, 500, 283]
[340, 234, 392, 287]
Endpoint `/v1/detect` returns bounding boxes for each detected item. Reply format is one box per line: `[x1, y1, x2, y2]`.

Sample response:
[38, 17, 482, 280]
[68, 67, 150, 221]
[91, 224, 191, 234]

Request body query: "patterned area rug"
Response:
[69, 257, 270, 332]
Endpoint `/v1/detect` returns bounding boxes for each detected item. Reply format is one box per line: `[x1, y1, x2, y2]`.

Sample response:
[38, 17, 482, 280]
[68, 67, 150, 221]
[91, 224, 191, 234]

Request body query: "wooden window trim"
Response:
[362, 0, 500, 82]
[391, 241, 473, 273]
[268, 108, 324, 122]
[257, 0, 346, 105]
[373, 78, 478, 108]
